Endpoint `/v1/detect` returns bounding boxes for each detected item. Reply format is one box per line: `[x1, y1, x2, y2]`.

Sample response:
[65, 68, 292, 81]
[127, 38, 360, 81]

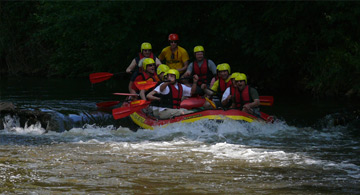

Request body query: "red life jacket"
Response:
[136, 52, 155, 73]
[170, 83, 183, 108]
[139, 52, 153, 59]
[218, 78, 232, 95]
[193, 59, 212, 85]
[230, 85, 237, 97]
[221, 85, 237, 107]
[132, 72, 159, 91]
[140, 72, 160, 82]
[234, 85, 253, 108]
[159, 83, 183, 109]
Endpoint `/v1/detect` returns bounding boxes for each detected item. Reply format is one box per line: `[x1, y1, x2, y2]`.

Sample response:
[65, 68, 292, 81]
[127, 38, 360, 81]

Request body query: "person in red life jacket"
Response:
[227, 73, 261, 117]
[182, 46, 217, 96]
[221, 72, 241, 108]
[141, 64, 170, 116]
[129, 58, 160, 100]
[158, 34, 189, 74]
[144, 64, 169, 103]
[203, 63, 232, 109]
[126, 42, 161, 74]
[146, 69, 198, 119]
[126, 42, 161, 89]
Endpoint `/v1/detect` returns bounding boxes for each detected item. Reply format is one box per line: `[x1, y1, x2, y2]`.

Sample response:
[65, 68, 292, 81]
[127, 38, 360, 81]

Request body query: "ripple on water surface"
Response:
[1, 119, 359, 193]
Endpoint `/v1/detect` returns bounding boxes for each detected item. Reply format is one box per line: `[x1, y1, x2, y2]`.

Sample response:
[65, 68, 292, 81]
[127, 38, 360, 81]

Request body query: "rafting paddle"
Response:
[204, 97, 217, 109]
[134, 80, 157, 90]
[96, 93, 140, 108]
[259, 96, 274, 106]
[89, 72, 125, 84]
[113, 93, 139, 96]
[112, 100, 151, 119]
[96, 93, 142, 108]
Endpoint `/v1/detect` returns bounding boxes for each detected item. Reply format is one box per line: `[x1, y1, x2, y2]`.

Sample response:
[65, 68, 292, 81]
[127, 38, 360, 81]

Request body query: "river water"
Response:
[1, 78, 359, 194]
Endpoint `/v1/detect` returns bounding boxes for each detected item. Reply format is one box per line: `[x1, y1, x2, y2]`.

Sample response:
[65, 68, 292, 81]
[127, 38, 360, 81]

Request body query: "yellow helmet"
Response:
[235, 73, 247, 84]
[142, 58, 155, 70]
[193, 45, 204, 53]
[217, 63, 231, 74]
[157, 64, 170, 75]
[230, 72, 241, 79]
[141, 42, 152, 52]
[167, 69, 180, 79]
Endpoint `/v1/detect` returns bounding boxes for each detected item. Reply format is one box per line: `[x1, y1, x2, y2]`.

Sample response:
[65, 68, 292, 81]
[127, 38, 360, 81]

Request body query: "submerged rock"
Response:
[0, 102, 52, 131]
[0, 101, 127, 132]
[0, 102, 15, 111]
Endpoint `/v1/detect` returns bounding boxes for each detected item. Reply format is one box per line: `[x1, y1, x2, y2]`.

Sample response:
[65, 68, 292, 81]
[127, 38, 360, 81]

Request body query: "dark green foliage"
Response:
[0, 1, 43, 75]
[1, 1, 359, 97]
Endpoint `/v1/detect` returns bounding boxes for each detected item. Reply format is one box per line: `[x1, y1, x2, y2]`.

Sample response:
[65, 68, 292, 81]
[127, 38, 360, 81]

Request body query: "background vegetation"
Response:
[1, 1, 359, 97]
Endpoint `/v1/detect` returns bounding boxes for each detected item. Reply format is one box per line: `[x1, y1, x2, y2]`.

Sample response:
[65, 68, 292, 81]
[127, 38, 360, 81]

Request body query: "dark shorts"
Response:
[194, 85, 205, 96]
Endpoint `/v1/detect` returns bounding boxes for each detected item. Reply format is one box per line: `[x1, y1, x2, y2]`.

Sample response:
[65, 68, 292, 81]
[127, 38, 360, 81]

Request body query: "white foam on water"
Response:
[88, 119, 358, 181]
[0, 116, 353, 149]
[188, 141, 296, 165]
[302, 157, 360, 179]
[1, 115, 359, 183]
[10, 123, 46, 135]
[125, 119, 300, 145]
[0, 115, 338, 146]
[2, 115, 46, 135]
[101, 135, 360, 180]
[43, 124, 135, 143]
[2, 115, 20, 130]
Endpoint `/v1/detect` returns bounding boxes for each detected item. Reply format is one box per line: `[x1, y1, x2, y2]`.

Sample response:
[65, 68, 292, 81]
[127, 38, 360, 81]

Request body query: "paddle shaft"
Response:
[96, 93, 141, 108]
[113, 93, 139, 96]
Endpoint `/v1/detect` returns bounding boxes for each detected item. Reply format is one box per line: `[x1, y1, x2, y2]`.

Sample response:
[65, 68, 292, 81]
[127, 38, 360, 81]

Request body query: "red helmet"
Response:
[168, 34, 179, 41]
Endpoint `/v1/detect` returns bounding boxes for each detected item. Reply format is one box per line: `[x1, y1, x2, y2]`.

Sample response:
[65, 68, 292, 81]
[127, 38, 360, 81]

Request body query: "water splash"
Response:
[2, 115, 45, 135]
[1, 115, 359, 193]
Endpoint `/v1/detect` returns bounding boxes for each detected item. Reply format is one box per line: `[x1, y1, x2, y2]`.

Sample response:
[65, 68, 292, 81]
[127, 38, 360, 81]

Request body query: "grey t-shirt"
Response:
[187, 59, 217, 75]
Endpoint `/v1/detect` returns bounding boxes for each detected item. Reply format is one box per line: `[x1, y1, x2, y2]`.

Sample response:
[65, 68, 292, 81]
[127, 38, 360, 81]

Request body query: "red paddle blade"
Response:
[113, 93, 139, 96]
[180, 97, 205, 109]
[96, 101, 120, 108]
[112, 100, 150, 119]
[130, 100, 150, 107]
[112, 106, 132, 119]
[259, 96, 274, 106]
[135, 80, 157, 90]
[89, 72, 114, 84]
